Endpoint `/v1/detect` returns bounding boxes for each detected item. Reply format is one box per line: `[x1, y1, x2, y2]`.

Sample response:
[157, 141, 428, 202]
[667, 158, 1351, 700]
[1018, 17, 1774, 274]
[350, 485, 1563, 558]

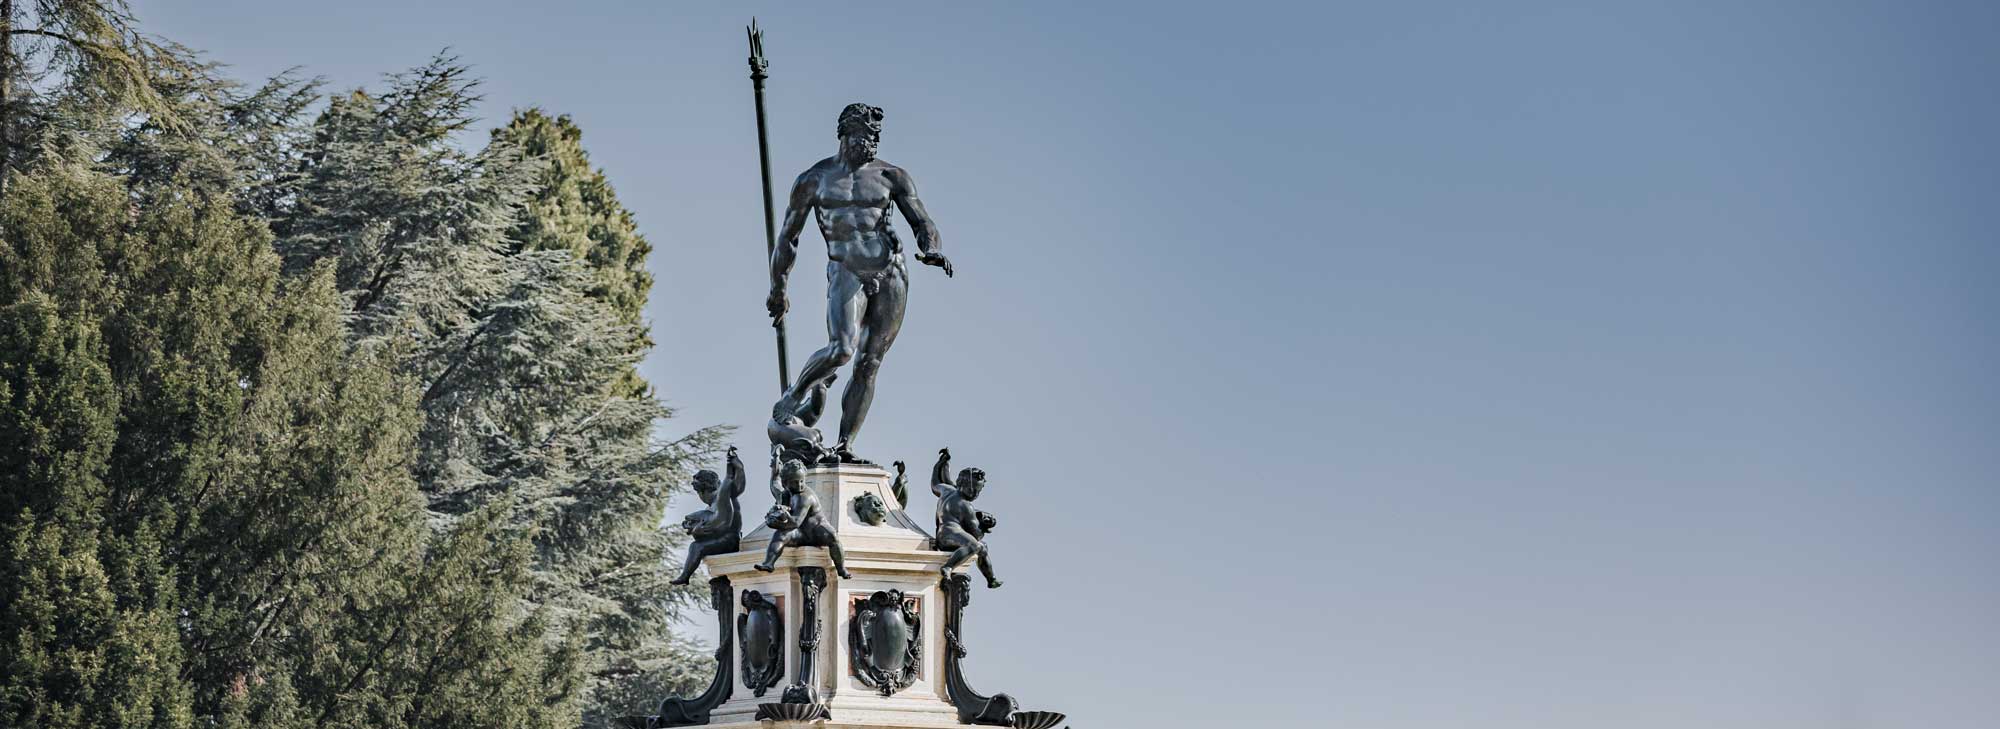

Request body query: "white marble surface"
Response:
[704, 464, 976, 729]
[739, 462, 934, 554]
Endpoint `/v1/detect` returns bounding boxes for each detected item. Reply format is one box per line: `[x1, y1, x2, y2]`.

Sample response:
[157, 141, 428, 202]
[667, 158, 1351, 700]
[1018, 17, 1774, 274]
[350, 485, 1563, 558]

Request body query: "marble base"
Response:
[700, 464, 973, 729]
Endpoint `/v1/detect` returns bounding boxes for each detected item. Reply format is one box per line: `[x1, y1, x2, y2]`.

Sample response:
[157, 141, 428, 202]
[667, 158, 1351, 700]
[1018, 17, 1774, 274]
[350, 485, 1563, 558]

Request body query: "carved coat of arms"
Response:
[739, 590, 784, 696]
[849, 590, 921, 695]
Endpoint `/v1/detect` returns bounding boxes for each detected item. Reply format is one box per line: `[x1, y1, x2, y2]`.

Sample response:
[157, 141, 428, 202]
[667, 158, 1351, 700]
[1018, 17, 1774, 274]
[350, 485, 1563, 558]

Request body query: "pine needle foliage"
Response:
[264, 57, 724, 724]
[491, 109, 655, 396]
[0, 7, 718, 728]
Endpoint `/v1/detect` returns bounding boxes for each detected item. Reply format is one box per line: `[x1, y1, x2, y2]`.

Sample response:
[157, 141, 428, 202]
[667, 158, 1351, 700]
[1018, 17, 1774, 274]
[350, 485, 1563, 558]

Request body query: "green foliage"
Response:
[265, 59, 724, 725]
[0, 515, 195, 729]
[0, 0, 185, 124]
[0, 155, 117, 309]
[492, 109, 655, 395]
[0, 166, 190, 729]
[0, 12, 713, 728]
[0, 295, 111, 522]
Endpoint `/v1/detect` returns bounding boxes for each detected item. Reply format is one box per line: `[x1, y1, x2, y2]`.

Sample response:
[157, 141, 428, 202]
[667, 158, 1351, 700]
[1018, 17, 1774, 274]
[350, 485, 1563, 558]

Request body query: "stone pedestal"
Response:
[643, 462, 1057, 729]
[709, 464, 963, 728]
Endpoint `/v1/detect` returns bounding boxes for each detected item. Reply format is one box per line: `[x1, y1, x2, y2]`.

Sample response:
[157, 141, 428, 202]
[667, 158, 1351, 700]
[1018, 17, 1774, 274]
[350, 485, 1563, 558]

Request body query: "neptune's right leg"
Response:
[784, 264, 864, 402]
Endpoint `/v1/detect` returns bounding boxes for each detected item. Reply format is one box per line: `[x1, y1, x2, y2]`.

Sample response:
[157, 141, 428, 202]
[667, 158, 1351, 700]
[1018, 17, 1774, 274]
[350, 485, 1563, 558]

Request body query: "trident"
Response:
[747, 18, 790, 392]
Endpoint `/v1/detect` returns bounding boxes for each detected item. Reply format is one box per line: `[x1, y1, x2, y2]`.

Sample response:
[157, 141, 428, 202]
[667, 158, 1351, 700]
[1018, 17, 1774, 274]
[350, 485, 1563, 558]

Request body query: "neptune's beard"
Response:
[840, 136, 878, 165]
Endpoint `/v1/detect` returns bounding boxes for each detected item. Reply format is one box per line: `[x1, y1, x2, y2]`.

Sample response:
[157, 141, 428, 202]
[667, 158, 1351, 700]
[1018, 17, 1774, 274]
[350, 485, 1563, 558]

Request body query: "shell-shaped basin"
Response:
[1011, 711, 1067, 729]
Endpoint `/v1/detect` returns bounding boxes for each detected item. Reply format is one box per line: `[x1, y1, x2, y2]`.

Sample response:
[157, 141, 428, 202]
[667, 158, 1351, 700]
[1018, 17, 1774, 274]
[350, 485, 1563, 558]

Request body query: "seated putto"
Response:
[755, 453, 853, 578]
[670, 446, 746, 585]
[930, 447, 1000, 589]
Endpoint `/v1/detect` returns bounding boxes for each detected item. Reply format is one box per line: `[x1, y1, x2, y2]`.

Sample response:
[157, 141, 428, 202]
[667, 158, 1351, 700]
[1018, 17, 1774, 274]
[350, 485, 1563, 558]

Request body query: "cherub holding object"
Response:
[930, 448, 1001, 589]
[671, 446, 746, 585]
[756, 453, 854, 578]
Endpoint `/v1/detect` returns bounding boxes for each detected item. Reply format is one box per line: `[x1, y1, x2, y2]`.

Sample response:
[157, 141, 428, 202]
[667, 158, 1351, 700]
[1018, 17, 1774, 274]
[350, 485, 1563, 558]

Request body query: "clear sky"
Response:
[147, 2, 1999, 727]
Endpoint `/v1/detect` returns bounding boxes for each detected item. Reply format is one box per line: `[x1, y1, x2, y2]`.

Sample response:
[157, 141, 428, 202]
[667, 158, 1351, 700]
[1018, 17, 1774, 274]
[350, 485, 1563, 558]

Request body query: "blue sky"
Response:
[149, 2, 1999, 727]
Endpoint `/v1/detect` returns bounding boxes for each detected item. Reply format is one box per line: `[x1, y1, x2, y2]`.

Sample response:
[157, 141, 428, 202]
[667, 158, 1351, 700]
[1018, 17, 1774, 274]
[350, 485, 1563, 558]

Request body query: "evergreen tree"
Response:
[0, 0, 192, 194]
[491, 109, 654, 395]
[266, 57, 723, 725]
[92, 103, 585, 726]
[0, 162, 192, 729]
[1, 130, 585, 729]
[0, 7, 715, 724]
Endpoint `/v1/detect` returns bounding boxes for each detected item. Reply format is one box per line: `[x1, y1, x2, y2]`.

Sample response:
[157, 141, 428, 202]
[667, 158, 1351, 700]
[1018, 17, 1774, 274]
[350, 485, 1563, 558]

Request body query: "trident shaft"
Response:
[747, 19, 790, 392]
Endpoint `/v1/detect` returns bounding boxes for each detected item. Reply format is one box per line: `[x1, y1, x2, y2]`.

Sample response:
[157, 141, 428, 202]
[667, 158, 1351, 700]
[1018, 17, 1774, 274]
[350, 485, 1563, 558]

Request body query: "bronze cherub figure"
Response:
[670, 446, 746, 585]
[930, 448, 1000, 589]
[755, 453, 853, 579]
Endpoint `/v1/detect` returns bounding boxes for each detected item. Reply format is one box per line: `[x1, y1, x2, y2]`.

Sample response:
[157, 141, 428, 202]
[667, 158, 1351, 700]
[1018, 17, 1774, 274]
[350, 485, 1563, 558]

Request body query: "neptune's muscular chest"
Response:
[813, 166, 898, 250]
[815, 167, 894, 211]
